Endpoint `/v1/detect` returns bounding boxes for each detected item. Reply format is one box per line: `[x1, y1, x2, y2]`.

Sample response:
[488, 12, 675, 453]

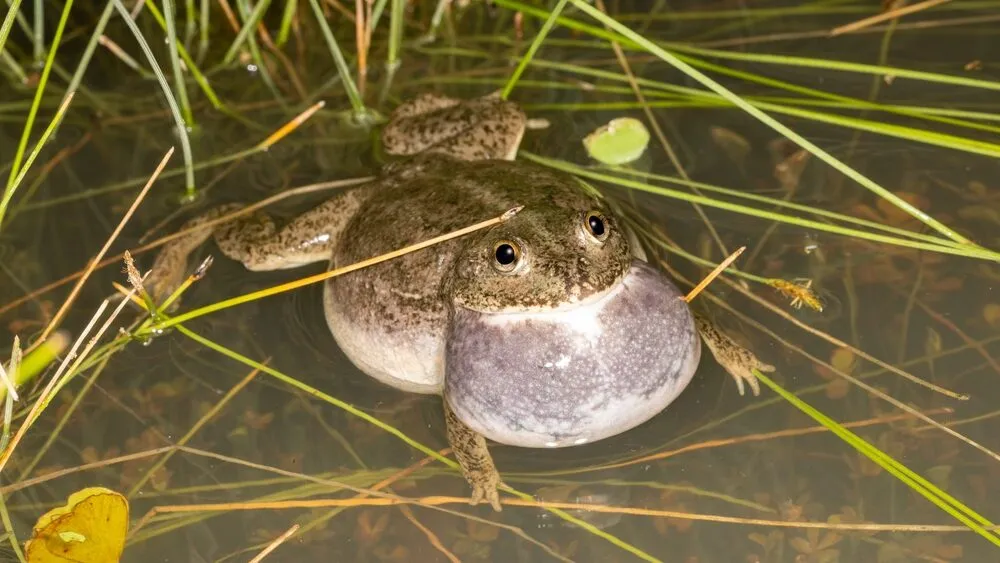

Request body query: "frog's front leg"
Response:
[145, 189, 367, 306]
[693, 313, 774, 396]
[443, 397, 503, 511]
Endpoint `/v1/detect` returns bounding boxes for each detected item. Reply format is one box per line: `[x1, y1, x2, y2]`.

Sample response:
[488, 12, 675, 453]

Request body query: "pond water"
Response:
[1, 1, 999, 562]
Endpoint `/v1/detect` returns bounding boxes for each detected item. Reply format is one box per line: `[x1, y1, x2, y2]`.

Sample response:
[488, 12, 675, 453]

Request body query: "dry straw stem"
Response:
[683, 246, 745, 302]
[830, 0, 954, 36]
[0, 281, 138, 474]
[248, 524, 299, 563]
[135, 496, 998, 534]
[33, 147, 174, 349]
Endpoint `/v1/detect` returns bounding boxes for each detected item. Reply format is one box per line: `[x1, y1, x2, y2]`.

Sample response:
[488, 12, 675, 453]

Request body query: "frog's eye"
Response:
[583, 211, 609, 242]
[492, 240, 522, 273]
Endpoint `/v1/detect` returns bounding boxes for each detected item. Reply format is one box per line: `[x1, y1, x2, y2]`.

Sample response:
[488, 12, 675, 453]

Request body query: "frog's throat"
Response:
[444, 259, 702, 449]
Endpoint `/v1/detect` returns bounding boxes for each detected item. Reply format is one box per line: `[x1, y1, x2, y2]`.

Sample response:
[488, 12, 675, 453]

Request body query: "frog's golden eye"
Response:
[583, 211, 609, 242]
[492, 240, 522, 273]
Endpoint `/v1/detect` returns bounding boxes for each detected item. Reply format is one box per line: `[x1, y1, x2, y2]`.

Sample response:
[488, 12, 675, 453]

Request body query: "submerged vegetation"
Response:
[1, 0, 1000, 561]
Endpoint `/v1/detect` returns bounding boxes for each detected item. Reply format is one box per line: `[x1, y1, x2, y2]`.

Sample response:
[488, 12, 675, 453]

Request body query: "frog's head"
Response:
[443, 168, 701, 449]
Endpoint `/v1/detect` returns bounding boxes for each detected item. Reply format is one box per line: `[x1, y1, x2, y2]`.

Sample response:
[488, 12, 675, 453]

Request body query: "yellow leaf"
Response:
[25, 486, 129, 563]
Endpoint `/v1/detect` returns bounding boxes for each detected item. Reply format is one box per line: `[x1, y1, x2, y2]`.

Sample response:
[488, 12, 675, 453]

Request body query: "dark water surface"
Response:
[2, 1, 1000, 562]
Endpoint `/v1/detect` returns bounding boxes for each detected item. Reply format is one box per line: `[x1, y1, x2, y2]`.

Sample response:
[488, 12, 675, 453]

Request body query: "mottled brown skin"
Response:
[145, 92, 770, 512]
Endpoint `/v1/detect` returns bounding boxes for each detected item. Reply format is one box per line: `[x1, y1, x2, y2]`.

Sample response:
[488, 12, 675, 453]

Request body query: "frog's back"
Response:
[324, 156, 587, 394]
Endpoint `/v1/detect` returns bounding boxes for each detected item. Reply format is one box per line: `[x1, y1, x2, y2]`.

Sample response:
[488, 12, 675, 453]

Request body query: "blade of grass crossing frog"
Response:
[754, 369, 1000, 547]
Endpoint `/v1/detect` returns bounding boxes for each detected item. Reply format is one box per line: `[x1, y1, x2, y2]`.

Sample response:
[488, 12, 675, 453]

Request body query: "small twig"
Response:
[248, 524, 299, 563]
[33, 147, 173, 348]
[684, 246, 745, 302]
[830, 0, 953, 36]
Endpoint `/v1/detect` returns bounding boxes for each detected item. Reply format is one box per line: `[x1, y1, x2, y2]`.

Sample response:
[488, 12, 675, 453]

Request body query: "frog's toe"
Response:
[470, 478, 503, 512]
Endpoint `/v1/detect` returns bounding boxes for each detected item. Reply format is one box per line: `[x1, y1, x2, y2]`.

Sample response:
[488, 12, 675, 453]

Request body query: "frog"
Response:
[145, 91, 774, 512]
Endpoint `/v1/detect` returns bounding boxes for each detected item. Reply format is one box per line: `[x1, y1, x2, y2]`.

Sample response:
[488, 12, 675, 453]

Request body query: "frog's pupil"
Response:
[588, 215, 606, 237]
[495, 244, 517, 265]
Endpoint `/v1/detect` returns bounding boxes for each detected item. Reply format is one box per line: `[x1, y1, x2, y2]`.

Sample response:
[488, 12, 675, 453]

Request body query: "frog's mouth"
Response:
[444, 259, 701, 449]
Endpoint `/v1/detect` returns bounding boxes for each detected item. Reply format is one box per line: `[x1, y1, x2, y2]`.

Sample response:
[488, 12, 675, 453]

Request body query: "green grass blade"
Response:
[139, 0, 227, 111]
[0, 92, 74, 229]
[500, 0, 570, 100]
[113, 0, 196, 201]
[198, 0, 210, 58]
[222, 0, 272, 66]
[276, 0, 297, 47]
[64, 1, 117, 101]
[0, 0, 25, 53]
[755, 370, 1000, 547]
[164, 0, 196, 130]
[3, 0, 74, 192]
[673, 43, 1000, 94]
[307, 0, 367, 116]
[387, 0, 405, 68]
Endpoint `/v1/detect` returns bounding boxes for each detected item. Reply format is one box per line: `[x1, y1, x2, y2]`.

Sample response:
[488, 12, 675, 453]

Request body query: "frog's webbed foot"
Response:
[142, 204, 244, 309]
[694, 314, 774, 397]
[443, 398, 503, 512]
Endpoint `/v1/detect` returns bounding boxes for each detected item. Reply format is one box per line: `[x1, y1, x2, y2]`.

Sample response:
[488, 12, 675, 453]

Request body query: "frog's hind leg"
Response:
[145, 203, 243, 304]
[382, 96, 526, 161]
[694, 313, 774, 397]
[444, 397, 504, 511]
[145, 189, 366, 305]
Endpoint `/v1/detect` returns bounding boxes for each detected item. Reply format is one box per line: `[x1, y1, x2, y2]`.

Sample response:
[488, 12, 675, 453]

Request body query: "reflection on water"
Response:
[2, 1, 1000, 561]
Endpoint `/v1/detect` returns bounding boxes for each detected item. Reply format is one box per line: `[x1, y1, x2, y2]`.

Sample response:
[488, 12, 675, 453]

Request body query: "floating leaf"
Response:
[25, 486, 129, 563]
[582, 117, 650, 165]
